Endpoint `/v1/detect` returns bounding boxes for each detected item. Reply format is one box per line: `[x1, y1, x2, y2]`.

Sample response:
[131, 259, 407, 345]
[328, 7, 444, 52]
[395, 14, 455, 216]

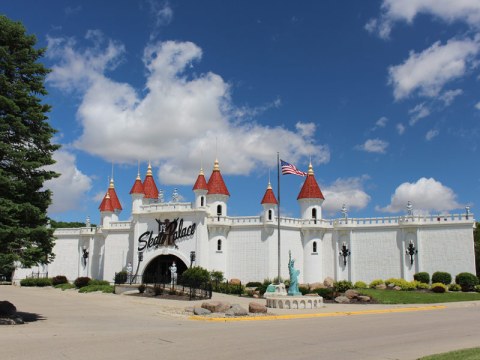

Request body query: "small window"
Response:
[217, 239, 222, 251]
[217, 204, 222, 216]
[312, 208, 317, 219]
[268, 209, 273, 221]
[313, 241, 317, 253]
[200, 196, 204, 207]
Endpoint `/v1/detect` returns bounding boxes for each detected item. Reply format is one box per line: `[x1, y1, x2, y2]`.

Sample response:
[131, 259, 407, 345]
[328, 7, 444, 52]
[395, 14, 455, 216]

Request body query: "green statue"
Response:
[288, 250, 301, 296]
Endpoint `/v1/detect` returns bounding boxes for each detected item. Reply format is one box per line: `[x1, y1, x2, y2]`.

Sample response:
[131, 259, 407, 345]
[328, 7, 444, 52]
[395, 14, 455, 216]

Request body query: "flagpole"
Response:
[277, 152, 281, 283]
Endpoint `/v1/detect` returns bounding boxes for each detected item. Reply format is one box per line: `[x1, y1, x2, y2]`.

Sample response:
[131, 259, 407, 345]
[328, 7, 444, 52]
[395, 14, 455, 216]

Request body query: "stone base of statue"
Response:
[266, 294, 323, 309]
[264, 283, 287, 297]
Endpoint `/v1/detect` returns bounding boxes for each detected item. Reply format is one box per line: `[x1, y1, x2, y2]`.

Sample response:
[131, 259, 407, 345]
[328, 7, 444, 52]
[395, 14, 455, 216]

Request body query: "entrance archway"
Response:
[142, 255, 188, 283]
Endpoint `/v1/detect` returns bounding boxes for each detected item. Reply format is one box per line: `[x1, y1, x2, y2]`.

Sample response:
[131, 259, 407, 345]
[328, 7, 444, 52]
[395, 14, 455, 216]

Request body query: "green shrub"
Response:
[89, 279, 110, 286]
[354, 281, 367, 289]
[475, 285, 480, 293]
[413, 272, 430, 284]
[138, 284, 146, 293]
[20, 278, 52, 287]
[455, 272, 479, 292]
[181, 266, 210, 286]
[212, 281, 244, 295]
[78, 284, 114, 293]
[245, 281, 262, 288]
[431, 282, 447, 293]
[51, 275, 68, 286]
[385, 278, 416, 291]
[448, 283, 462, 292]
[314, 288, 334, 300]
[369, 279, 384, 288]
[334, 280, 353, 293]
[114, 271, 128, 284]
[55, 283, 76, 291]
[74, 277, 91, 288]
[299, 285, 310, 295]
[431, 271, 452, 285]
[412, 280, 430, 290]
[210, 270, 224, 283]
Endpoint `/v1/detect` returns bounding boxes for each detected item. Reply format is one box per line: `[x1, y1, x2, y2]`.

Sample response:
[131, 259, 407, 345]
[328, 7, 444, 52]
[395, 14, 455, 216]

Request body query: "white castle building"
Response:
[14, 160, 476, 284]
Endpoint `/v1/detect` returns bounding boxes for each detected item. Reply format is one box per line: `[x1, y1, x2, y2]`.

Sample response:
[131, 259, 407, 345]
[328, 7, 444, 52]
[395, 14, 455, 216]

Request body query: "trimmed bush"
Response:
[210, 270, 224, 283]
[354, 281, 367, 289]
[314, 288, 334, 300]
[138, 284, 146, 293]
[369, 279, 384, 288]
[89, 279, 110, 286]
[245, 281, 262, 288]
[299, 285, 310, 295]
[181, 266, 210, 286]
[384, 278, 416, 291]
[78, 284, 114, 293]
[431, 282, 447, 293]
[412, 280, 430, 290]
[114, 271, 128, 284]
[455, 272, 479, 292]
[448, 283, 462, 292]
[74, 277, 91, 288]
[431, 271, 452, 285]
[20, 278, 52, 287]
[413, 272, 430, 284]
[51, 275, 68, 286]
[475, 285, 480, 293]
[54, 283, 75, 291]
[334, 280, 353, 293]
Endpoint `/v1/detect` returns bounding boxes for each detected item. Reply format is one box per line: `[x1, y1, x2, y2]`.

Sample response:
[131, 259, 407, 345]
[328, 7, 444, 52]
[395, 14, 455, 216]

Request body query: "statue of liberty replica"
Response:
[288, 250, 302, 296]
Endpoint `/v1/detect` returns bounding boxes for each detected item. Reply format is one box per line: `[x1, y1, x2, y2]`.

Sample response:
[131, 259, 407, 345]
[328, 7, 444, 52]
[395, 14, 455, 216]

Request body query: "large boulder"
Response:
[0, 301, 16, 317]
[309, 282, 325, 290]
[345, 289, 359, 299]
[194, 307, 211, 316]
[249, 302, 267, 314]
[229, 278, 241, 285]
[334, 296, 350, 304]
[225, 304, 248, 317]
[357, 296, 371, 302]
[201, 301, 231, 313]
[323, 277, 334, 288]
[375, 283, 387, 290]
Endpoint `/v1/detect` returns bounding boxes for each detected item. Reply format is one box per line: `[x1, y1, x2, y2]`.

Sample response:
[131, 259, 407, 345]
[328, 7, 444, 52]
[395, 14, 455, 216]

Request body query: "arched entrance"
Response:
[142, 255, 188, 283]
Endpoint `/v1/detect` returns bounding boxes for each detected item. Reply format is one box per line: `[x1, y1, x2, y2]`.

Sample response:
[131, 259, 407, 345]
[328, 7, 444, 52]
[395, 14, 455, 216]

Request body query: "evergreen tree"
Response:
[0, 15, 59, 277]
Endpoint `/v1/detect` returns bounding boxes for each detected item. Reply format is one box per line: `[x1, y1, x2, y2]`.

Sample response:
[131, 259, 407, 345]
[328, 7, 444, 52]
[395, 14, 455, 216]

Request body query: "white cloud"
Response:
[148, 0, 173, 27]
[377, 177, 462, 214]
[47, 35, 330, 185]
[388, 37, 480, 100]
[408, 103, 430, 125]
[396, 123, 406, 135]
[43, 150, 93, 214]
[366, 0, 480, 39]
[355, 139, 389, 154]
[371, 116, 388, 131]
[295, 122, 316, 138]
[475, 101, 480, 110]
[322, 176, 371, 216]
[440, 89, 463, 106]
[425, 129, 439, 141]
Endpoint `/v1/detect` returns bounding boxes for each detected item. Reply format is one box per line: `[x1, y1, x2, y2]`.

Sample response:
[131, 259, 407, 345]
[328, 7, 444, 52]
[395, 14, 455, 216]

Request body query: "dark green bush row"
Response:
[74, 277, 91, 288]
[78, 284, 114, 293]
[20, 278, 52, 287]
[114, 271, 128, 284]
[455, 272, 479, 292]
[413, 272, 430, 284]
[432, 272, 452, 285]
[51, 275, 68, 286]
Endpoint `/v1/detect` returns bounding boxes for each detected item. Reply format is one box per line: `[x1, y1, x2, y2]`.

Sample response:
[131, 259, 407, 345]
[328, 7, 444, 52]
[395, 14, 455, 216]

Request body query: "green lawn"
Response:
[419, 347, 480, 359]
[358, 289, 480, 304]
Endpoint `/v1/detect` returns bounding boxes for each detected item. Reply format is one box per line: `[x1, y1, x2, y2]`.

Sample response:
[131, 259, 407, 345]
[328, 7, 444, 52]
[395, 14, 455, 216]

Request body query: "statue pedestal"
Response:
[265, 295, 323, 309]
[264, 283, 288, 297]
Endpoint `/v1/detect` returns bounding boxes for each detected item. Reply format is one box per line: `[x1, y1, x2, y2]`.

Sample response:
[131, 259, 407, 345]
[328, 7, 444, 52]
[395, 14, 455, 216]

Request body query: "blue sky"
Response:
[3, 1, 480, 223]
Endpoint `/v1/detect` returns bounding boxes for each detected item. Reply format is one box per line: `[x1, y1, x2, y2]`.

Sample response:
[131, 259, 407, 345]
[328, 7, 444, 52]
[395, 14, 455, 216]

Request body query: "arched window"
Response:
[312, 208, 317, 219]
[200, 196, 204, 207]
[217, 239, 222, 251]
[313, 241, 317, 253]
[217, 204, 222, 216]
[268, 209, 273, 221]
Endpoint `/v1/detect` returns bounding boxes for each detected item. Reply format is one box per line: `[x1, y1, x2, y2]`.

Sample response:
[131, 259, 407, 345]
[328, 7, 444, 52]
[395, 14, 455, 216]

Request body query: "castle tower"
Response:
[192, 167, 208, 209]
[142, 163, 159, 203]
[297, 163, 325, 221]
[99, 177, 122, 226]
[261, 181, 278, 223]
[206, 159, 230, 217]
[129, 170, 144, 213]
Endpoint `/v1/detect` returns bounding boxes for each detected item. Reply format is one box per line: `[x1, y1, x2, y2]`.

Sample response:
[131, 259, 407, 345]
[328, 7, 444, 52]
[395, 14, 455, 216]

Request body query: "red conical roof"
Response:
[261, 182, 278, 204]
[207, 159, 230, 196]
[99, 178, 122, 211]
[193, 168, 208, 191]
[129, 173, 144, 195]
[143, 163, 159, 199]
[99, 192, 114, 212]
[297, 164, 325, 200]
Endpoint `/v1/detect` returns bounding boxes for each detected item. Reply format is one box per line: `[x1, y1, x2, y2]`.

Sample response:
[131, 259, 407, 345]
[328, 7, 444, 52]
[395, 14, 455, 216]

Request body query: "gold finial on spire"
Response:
[199, 167, 204, 176]
[147, 161, 152, 176]
[109, 177, 115, 188]
[213, 158, 219, 171]
[308, 162, 314, 175]
[267, 181, 272, 190]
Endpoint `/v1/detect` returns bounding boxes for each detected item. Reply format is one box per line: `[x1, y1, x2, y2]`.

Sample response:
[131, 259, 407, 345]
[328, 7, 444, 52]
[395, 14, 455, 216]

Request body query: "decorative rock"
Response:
[376, 284, 387, 290]
[229, 278, 241, 285]
[194, 307, 211, 316]
[334, 296, 350, 304]
[345, 289, 359, 299]
[357, 296, 371, 302]
[225, 304, 248, 317]
[249, 302, 267, 314]
[323, 277, 334, 288]
[393, 286, 402, 291]
[0, 301, 16, 317]
[184, 307, 194, 313]
[201, 301, 231, 313]
[387, 283, 395, 289]
[0, 318, 16, 325]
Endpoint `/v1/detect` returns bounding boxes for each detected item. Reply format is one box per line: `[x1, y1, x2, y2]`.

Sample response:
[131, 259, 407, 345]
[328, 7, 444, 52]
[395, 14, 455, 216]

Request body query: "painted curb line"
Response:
[189, 305, 447, 322]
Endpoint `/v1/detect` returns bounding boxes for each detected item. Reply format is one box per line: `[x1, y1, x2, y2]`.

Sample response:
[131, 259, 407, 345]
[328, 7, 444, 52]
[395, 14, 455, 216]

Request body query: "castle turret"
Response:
[261, 181, 278, 222]
[129, 170, 144, 213]
[206, 159, 230, 217]
[99, 177, 122, 226]
[193, 168, 208, 209]
[297, 163, 325, 221]
[142, 163, 159, 202]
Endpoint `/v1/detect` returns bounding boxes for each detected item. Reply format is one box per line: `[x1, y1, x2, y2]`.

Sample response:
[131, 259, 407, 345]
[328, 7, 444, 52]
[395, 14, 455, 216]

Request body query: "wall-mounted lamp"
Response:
[339, 242, 351, 266]
[190, 251, 196, 268]
[82, 246, 89, 266]
[138, 251, 144, 262]
[406, 240, 417, 265]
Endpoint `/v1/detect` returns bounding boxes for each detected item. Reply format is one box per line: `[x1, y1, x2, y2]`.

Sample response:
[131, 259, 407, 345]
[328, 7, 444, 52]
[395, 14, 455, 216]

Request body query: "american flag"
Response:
[281, 160, 307, 176]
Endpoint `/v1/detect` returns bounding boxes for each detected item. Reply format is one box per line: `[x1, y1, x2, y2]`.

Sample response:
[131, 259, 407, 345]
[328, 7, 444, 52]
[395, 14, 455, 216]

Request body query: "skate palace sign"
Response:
[137, 218, 196, 251]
